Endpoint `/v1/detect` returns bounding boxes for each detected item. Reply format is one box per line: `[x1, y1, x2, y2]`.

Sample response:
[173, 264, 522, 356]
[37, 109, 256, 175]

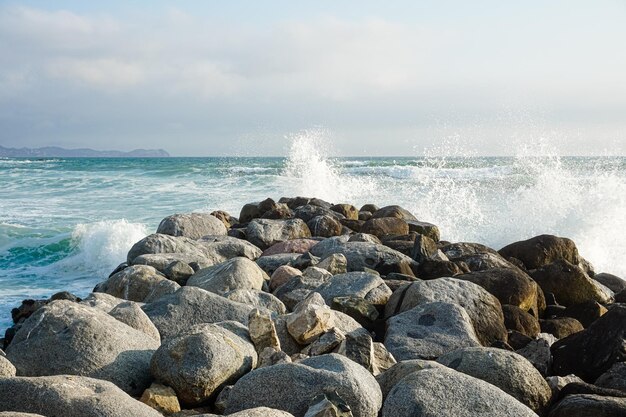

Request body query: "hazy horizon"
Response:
[1, 1, 625, 156]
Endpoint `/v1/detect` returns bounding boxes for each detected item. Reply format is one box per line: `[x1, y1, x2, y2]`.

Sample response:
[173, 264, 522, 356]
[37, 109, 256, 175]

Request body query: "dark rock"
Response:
[358, 211, 372, 221]
[406, 220, 440, 242]
[261, 203, 294, 220]
[498, 234, 581, 270]
[551, 304, 626, 381]
[307, 215, 343, 238]
[279, 196, 312, 209]
[361, 218, 409, 239]
[382, 240, 414, 256]
[210, 210, 237, 228]
[359, 204, 379, 213]
[371, 205, 417, 221]
[557, 301, 608, 328]
[595, 362, 626, 393]
[593, 272, 626, 294]
[341, 219, 364, 232]
[540, 317, 584, 339]
[508, 330, 533, 350]
[440, 242, 499, 260]
[294, 205, 342, 223]
[549, 394, 626, 417]
[330, 204, 359, 220]
[502, 305, 541, 338]
[556, 381, 626, 402]
[11, 299, 47, 324]
[331, 296, 379, 328]
[410, 234, 439, 264]
[414, 258, 466, 279]
[257, 253, 302, 275]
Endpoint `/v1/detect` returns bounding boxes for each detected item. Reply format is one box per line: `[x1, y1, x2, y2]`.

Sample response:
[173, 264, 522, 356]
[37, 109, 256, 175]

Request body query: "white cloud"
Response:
[46, 58, 143, 88]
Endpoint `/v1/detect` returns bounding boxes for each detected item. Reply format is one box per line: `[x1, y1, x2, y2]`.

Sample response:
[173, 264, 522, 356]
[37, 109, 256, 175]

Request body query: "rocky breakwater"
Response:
[1, 197, 625, 417]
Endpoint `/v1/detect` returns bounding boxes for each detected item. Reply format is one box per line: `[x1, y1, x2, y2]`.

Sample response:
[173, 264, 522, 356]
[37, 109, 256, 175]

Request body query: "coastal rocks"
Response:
[381, 366, 538, 417]
[595, 362, 626, 393]
[330, 203, 359, 220]
[150, 322, 257, 407]
[270, 265, 302, 291]
[371, 205, 417, 221]
[593, 272, 626, 293]
[94, 264, 180, 302]
[502, 305, 540, 338]
[530, 260, 612, 306]
[437, 347, 551, 415]
[361, 218, 409, 239]
[262, 239, 319, 257]
[286, 294, 335, 344]
[223, 354, 382, 417]
[551, 304, 626, 381]
[376, 359, 446, 399]
[384, 301, 481, 360]
[248, 309, 281, 353]
[6, 301, 159, 396]
[187, 257, 265, 295]
[225, 289, 287, 315]
[139, 383, 181, 414]
[498, 234, 581, 270]
[0, 355, 16, 377]
[246, 218, 311, 250]
[307, 215, 343, 238]
[109, 301, 161, 341]
[385, 277, 507, 346]
[0, 375, 163, 417]
[540, 317, 584, 339]
[157, 213, 227, 239]
[406, 220, 440, 242]
[548, 394, 626, 417]
[142, 286, 252, 340]
[315, 272, 391, 307]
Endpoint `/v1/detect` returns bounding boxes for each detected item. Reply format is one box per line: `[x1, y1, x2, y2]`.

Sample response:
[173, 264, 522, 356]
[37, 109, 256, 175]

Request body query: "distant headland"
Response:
[0, 145, 170, 158]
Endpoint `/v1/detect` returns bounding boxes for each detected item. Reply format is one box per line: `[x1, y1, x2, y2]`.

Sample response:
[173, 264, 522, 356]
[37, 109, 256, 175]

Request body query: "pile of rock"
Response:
[1, 197, 625, 417]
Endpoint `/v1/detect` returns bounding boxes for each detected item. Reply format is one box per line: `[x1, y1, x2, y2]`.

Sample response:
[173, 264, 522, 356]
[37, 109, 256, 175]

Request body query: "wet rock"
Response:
[157, 213, 227, 239]
[150, 322, 257, 407]
[540, 317, 584, 339]
[140, 383, 181, 414]
[371, 205, 417, 221]
[385, 301, 481, 360]
[502, 305, 541, 338]
[381, 366, 537, 417]
[552, 304, 626, 381]
[308, 215, 343, 238]
[499, 234, 581, 270]
[595, 362, 626, 393]
[94, 265, 180, 303]
[330, 203, 359, 220]
[223, 354, 382, 417]
[247, 218, 312, 250]
[239, 198, 278, 223]
[406, 220, 440, 242]
[413, 258, 466, 279]
[6, 300, 159, 396]
[549, 394, 626, 417]
[558, 300, 607, 328]
[142, 286, 252, 340]
[530, 260, 613, 306]
[361, 218, 409, 239]
[385, 277, 507, 347]
[437, 347, 551, 415]
[187, 257, 265, 295]
[0, 375, 163, 417]
[10, 299, 48, 325]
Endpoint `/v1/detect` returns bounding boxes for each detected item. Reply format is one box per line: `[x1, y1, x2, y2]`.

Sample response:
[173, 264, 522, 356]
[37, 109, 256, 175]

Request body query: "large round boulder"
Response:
[94, 265, 180, 303]
[142, 286, 252, 340]
[0, 375, 162, 417]
[437, 347, 551, 415]
[371, 205, 417, 221]
[361, 218, 409, 239]
[307, 215, 343, 238]
[151, 322, 257, 407]
[6, 301, 159, 396]
[385, 277, 507, 346]
[157, 213, 227, 239]
[187, 257, 265, 295]
[548, 394, 626, 417]
[223, 353, 382, 417]
[314, 271, 392, 306]
[498, 234, 580, 270]
[381, 366, 537, 417]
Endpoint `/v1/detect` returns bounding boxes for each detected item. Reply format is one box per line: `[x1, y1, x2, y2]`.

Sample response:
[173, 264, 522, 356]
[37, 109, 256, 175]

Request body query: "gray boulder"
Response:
[109, 301, 161, 342]
[595, 362, 626, 393]
[437, 347, 551, 415]
[187, 257, 265, 295]
[247, 218, 312, 250]
[224, 353, 382, 417]
[151, 322, 257, 407]
[80, 292, 126, 312]
[315, 272, 391, 306]
[384, 301, 481, 360]
[225, 289, 287, 315]
[142, 286, 252, 340]
[385, 277, 507, 346]
[157, 212, 227, 239]
[94, 265, 180, 302]
[376, 359, 446, 399]
[0, 375, 162, 417]
[382, 366, 538, 417]
[6, 301, 159, 396]
[548, 394, 626, 417]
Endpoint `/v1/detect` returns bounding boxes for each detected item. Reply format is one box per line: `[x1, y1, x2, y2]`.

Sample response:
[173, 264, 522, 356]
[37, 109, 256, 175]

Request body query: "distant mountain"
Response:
[0, 146, 170, 158]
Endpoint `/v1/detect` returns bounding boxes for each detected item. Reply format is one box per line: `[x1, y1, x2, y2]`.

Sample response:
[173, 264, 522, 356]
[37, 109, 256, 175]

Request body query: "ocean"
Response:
[1, 136, 625, 331]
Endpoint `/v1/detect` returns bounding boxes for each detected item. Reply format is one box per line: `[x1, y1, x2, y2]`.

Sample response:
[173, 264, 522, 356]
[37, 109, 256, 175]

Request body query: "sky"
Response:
[0, 0, 625, 156]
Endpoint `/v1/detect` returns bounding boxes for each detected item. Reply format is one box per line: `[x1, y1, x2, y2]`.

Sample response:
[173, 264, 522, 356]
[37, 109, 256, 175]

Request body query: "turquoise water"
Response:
[1, 143, 625, 331]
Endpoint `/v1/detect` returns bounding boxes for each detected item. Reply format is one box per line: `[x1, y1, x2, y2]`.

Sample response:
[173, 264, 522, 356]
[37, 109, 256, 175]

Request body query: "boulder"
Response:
[348, 233, 382, 244]
[384, 301, 481, 360]
[262, 239, 319, 257]
[157, 213, 227, 239]
[142, 286, 252, 340]
[151, 322, 257, 407]
[530, 260, 613, 306]
[548, 394, 626, 417]
[6, 301, 158, 396]
[225, 289, 287, 315]
[0, 355, 16, 378]
[410, 234, 439, 264]
[441, 242, 499, 259]
[457, 267, 539, 313]
[132, 252, 212, 273]
[257, 253, 301, 275]
[294, 205, 342, 223]
[335, 331, 375, 371]
[381, 366, 537, 417]
[210, 210, 237, 228]
[361, 218, 409, 239]
[498, 234, 581, 270]
[286, 294, 335, 344]
[406, 220, 440, 242]
[595, 362, 626, 393]
[310, 239, 418, 276]
[502, 305, 540, 338]
[593, 272, 626, 294]
[437, 347, 551, 415]
[223, 354, 382, 417]
[540, 318, 584, 339]
[330, 204, 359, 220]
[247, 218, 312, 250]
[371, 205, 417, 221]
[80, 292, 126, 312]
[307, 215, 343, 238]
[94, 265, 180, 303]
[219, 408, 295, 417]
[139, 383, 181, 414]
[413, 258, 467, 279]
[187, 257, 265, 295]
[0, 375, 162, 417]
[559, 301, 608, 328]
[315, 272, 392, 307]
[162, 260, 195, 284]
[316, 253, 348, 275]
[376, 359, 446, 399]
[271, 265, 303, 291]
[385, 277, 507, 346]
[109, 301, 161, 342]
[262, 203, 294, 220]
[249, 309, 281, 353]
[516, 334, 555, 377]
[551, 304, 626, 381]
